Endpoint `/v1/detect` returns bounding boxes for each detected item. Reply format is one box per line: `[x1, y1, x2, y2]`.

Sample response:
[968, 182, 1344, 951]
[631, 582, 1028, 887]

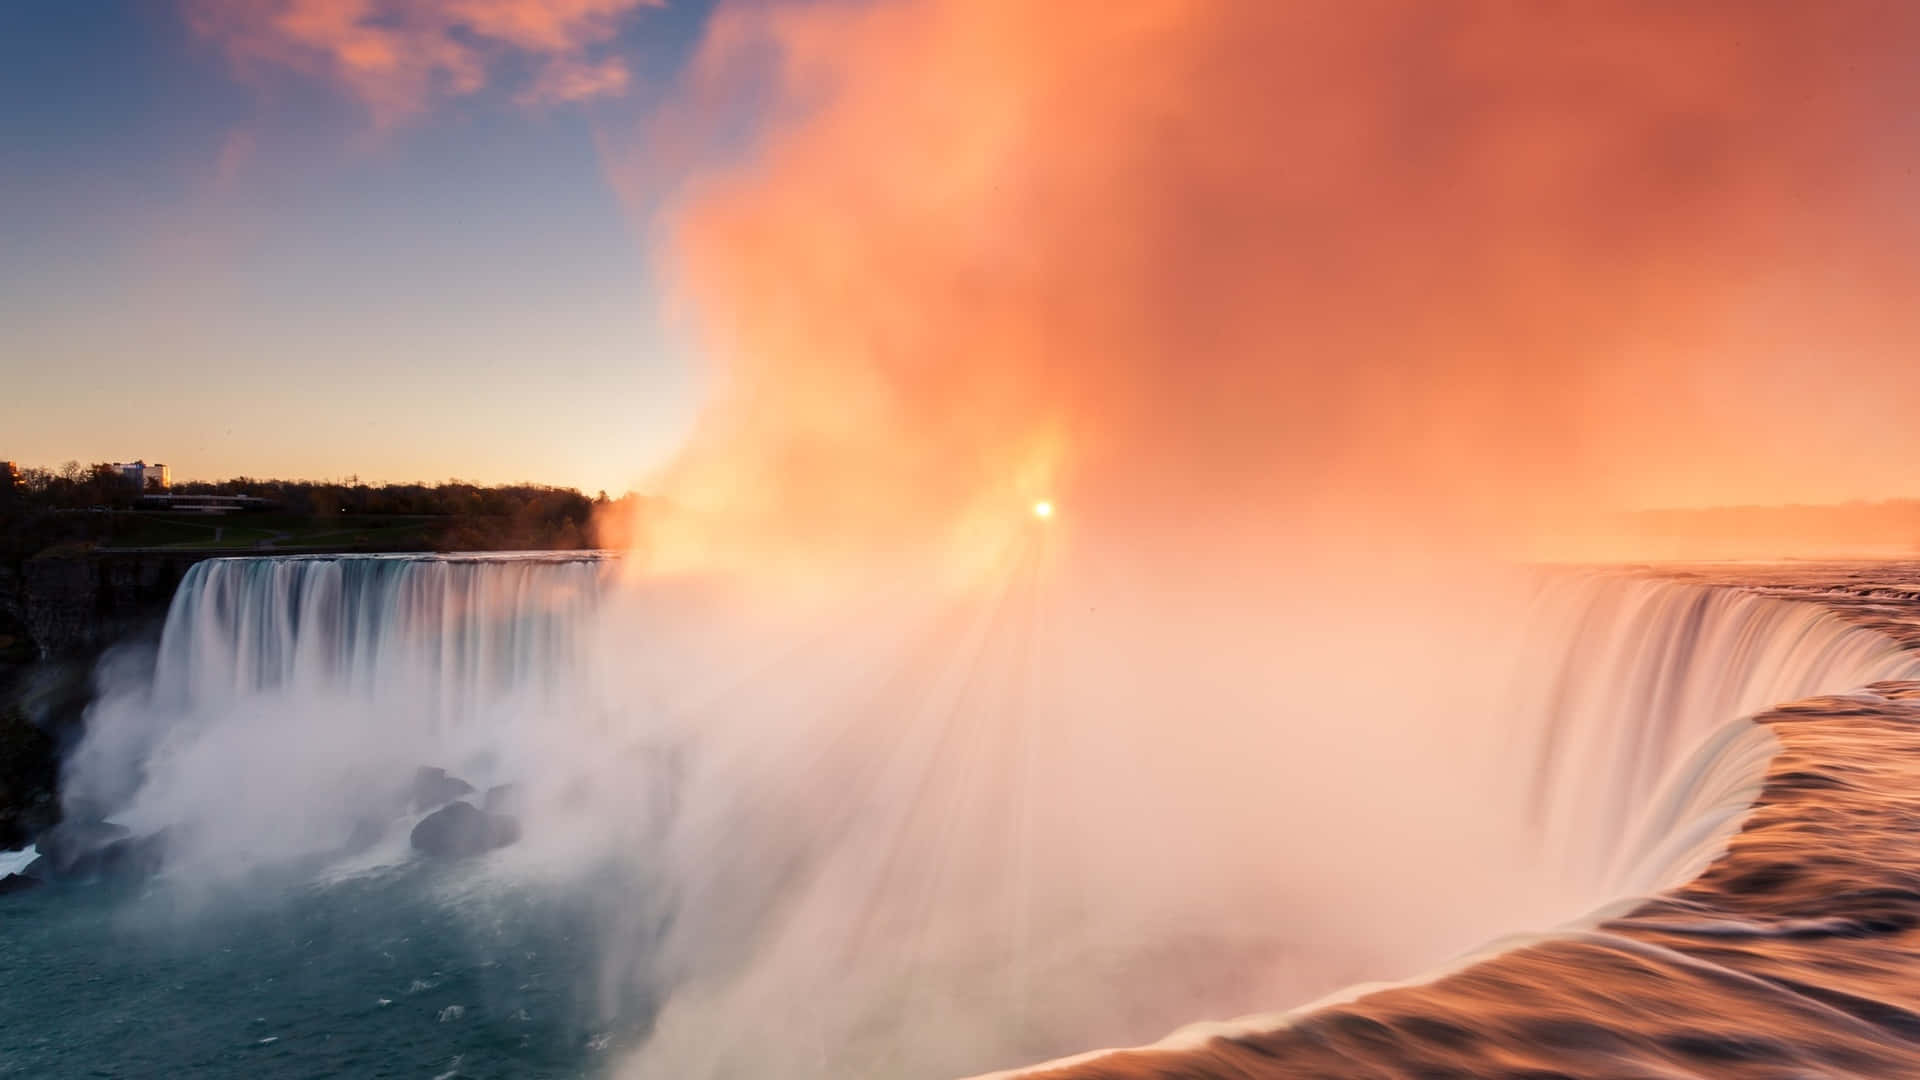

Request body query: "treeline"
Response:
[0, 462, 623, 557]
[0, 464, 126, 561]
[168, 474, 607, 521]
[169, 475, 610, 550]
[3, 462, 150, 513]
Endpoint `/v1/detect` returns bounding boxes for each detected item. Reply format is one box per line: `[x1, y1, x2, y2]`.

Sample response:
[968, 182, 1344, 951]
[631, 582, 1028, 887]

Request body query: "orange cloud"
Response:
[623, 0, 1920, 569]
[189, 0, 661, 123]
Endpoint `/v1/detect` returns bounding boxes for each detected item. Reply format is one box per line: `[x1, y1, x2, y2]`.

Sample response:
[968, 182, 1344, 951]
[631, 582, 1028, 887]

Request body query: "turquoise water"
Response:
[0, 866, 650, 1078]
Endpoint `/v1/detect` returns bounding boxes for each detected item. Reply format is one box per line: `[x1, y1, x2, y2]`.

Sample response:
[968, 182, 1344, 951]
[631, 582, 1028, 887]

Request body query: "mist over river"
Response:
[8, 555, 1920, 1079]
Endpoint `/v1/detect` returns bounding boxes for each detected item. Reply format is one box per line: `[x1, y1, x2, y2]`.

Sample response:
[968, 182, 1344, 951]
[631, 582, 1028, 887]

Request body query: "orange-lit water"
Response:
[994, 682, 1920, 1079]
[991, 567, 1920, 1079]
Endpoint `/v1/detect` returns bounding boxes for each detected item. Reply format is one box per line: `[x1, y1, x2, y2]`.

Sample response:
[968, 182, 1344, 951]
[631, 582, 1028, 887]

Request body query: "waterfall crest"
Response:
[152, 553, 610, 716]
[1518, 571, 1920, 894]
[980, 570, 1920, 1079]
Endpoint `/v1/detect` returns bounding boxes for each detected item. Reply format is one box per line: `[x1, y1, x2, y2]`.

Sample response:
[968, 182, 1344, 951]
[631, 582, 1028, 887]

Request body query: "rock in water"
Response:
[36, 819, 131, 875]
[0, 707, 60, 851]
[0, 872, 41, 895]
[92, 831, 169, 879]
[410, 767, 476, 811]
[410, 801, 519, 858]
[55, 829, 170, 882]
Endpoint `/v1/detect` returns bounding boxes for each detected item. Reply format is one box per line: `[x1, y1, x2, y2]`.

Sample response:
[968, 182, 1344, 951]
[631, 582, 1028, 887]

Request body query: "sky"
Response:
[5, 2, 1920, 541]
[2, 1, 715, 495]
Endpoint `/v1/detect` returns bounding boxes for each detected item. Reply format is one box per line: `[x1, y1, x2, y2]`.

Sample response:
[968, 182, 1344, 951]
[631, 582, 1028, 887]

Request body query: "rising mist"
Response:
[51, 3, 1920, 1078]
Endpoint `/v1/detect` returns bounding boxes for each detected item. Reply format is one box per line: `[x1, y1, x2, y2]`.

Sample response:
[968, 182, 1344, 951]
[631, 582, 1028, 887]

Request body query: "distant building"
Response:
[115, 460, 170, 490]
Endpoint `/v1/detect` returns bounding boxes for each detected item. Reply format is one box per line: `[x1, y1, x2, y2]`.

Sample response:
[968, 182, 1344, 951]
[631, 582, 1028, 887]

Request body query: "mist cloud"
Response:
[628, 0, 1920, 567]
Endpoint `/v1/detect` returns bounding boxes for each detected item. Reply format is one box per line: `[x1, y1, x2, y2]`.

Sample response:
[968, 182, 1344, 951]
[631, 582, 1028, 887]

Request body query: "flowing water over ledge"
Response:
[990, 682, 1920, 1079]
[9, 556, 1920, 1077]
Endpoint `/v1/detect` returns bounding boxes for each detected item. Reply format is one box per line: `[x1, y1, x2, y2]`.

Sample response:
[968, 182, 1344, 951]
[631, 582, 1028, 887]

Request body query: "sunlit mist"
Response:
[14, 4, 1920, 1080]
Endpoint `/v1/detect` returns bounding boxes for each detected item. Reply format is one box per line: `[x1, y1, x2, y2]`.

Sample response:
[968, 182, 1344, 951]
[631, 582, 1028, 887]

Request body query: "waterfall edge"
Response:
[976, 685, 1920, 1079]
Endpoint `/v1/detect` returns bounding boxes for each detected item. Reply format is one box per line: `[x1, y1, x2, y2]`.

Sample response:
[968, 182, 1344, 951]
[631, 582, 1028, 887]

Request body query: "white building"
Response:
[116, 460, 170, 490]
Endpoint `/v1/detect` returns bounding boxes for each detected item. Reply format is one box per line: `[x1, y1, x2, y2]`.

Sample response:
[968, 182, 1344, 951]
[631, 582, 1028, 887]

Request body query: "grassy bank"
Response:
[85, 512, 442, 552]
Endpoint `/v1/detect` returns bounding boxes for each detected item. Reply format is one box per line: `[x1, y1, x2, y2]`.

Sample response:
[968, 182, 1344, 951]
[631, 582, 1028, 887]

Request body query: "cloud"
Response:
[188, 0, 660, 123]
[624, 0, 1920, 568]
[517, 54, 630, 104]
[211, 127, 256, 190]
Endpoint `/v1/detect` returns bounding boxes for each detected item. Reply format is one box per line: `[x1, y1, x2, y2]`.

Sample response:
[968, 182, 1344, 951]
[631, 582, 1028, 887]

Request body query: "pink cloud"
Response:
[518, 55, 631, 105]
[188, 0, 660, 124]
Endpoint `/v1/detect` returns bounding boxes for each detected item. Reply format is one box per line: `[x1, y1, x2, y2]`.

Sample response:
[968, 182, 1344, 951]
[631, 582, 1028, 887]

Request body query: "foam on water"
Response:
[0, 843, 38, 877]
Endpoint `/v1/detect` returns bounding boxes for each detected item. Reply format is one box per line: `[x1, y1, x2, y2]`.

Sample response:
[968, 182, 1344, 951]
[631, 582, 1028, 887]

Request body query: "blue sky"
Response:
[2, 1, 722, 494]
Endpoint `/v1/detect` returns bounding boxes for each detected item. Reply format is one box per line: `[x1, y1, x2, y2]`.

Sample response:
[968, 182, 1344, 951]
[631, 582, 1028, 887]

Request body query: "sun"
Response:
[1032, 500, 1054, 519]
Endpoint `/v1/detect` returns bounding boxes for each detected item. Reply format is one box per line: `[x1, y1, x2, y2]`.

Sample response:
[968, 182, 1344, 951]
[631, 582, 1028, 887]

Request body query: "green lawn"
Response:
[97, 513, 441, 551]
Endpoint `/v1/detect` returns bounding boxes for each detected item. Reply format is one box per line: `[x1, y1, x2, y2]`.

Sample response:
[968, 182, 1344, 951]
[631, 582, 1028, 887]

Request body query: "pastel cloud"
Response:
[188, 0, 661, 122]
[636, 0, 1920, 566]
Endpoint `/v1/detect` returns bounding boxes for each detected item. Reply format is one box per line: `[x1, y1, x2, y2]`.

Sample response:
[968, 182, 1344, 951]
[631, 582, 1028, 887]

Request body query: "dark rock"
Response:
[410, 801, 519, 858]
[37, 819, 130, 874]
[411, 767, 475, 811]
[481, 783, 518, 813]
[0, 705, 60, 850]
[20, 551, 203, 659]
[58, 829, 168, 881]
[19, 855, 44, 879]
[99, 831, 168, 878]
[0, 872, 40, 895]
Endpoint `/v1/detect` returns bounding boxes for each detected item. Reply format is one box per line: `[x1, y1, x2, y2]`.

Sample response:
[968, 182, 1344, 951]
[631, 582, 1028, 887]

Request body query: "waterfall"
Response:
[960, 579, 1920, 1080]
[67, 553, 615, 870]
[1516, 570, 1920, 893]
[60, 553, 1920, 1080]
[152, 553, 610, 722]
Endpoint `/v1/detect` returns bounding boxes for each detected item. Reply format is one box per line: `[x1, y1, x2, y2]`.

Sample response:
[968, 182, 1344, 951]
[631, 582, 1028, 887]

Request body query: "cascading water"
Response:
[1516, 570, 1920, 896]
[67, 554, 615, 875]
[984, 567, 1920, 1079]
[40, 555, 1920, 1080]
[153, 553, 609, 709]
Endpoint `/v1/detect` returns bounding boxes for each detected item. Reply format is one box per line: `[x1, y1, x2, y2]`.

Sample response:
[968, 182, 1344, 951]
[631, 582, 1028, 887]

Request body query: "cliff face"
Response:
[18, 557, 96, 661]
[0, 551, 208, 849]
[13, 551, 208, 659]
[0, 704, 58, 849]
